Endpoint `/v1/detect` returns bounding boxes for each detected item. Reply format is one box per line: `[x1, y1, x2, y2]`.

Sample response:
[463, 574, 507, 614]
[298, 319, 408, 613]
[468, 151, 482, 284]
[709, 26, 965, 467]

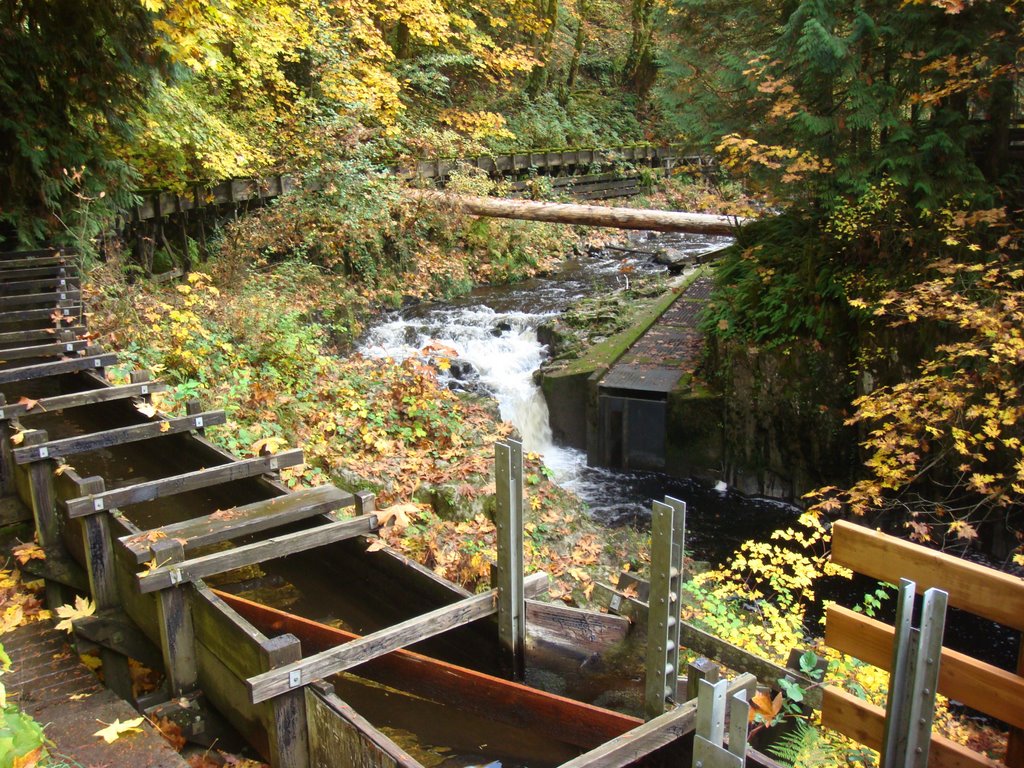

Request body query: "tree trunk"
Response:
[406, 189, 745, 234]
[395, 21, 411, 59]
[561, 0, 587, 105]
[623, 0, 656, 99]
[527, 0, 559, 98]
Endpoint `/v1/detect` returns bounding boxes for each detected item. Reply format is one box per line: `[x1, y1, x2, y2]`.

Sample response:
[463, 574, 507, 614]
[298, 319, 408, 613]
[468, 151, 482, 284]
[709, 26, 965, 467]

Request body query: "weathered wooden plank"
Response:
[122, 483, 351, 563]
[307, 682, 421, 768]
[0, 304, 80, 323]
[0, 248, 63, 259]
[71, 449, 301, 522]
[6, 380, 168, 421]
[0, 255, 70, 270]
[831, 520, 1024, 631]
[0, 339, 88, 361]
[524, 599, 630, 656]
[72, 612, 164, 670]
[195, 638, 268, 756]
[0, 266, 76, 282]
[556, 674, 756, 768]
[153, 539, 199, 696]
[820, 686, 1002, 768]
[261, 634, 308, 768]
[0, 326, 84, 346]
[826, 604, 1024, 730]
[0, 352, 115, 387]
[247, 572, 549, 703]
[13, 409, 226, 463]
[677, 621, 821, 708]
[222, 590, 642, 749]
[0, 289, 81, 308]
[191, 584, 268, 682]
[137, 514, 378, 594]
[0, 276, 79, 295]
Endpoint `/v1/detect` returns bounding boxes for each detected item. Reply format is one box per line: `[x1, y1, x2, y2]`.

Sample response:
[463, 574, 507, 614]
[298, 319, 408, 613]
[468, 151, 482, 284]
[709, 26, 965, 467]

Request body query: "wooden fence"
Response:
[821, 520, 1024, 768]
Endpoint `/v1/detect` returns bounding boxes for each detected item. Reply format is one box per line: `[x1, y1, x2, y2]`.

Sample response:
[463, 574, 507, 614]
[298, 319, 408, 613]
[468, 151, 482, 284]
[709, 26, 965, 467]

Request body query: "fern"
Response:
[767, 720, 843, 768]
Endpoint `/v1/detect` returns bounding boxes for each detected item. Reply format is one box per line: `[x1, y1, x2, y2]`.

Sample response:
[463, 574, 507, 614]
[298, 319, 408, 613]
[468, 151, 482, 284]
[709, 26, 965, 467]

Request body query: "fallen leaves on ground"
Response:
[152, 716, 186, 751]
[93, 716, 145, 744]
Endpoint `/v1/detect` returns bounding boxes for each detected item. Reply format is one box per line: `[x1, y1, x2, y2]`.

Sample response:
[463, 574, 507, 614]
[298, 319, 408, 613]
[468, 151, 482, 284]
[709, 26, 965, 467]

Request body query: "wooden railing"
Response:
[821, 520, 1024, 768]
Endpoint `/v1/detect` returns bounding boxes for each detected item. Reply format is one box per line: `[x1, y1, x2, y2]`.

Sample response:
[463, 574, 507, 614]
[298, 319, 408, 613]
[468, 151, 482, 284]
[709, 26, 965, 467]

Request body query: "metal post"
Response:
[644, 495, 686, 719]
[880, 579, 948, 768]
[693, 678, 749, 768]
[495, 439, 525, 680]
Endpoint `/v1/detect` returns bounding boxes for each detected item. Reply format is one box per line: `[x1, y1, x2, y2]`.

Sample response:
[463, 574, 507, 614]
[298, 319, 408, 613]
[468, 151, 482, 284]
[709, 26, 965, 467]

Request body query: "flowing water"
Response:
[358, 232, 797, 566]
[359, 232, 1022, 676]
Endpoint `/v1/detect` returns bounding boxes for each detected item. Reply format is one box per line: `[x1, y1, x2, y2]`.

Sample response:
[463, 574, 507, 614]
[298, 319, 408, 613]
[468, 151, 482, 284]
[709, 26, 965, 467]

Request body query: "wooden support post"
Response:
[260, 634, 309, 768]
[185, 399, 205, 435]
[23, 430, 62, 606]
[494, 439, 525, 680]
[151, 538, 198, 697]
[77, 476, 133, 700]
[645, 496, 686, 719]
[0, 394, 14, 495]
[354, 491, 375, 515]
[686, 658, 721, 703]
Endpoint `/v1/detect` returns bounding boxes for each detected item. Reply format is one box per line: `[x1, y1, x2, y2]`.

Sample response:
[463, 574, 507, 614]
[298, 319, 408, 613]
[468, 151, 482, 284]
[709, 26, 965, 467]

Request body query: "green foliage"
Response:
[657, 0, 1016, 209]
[0, 0, 158, 247]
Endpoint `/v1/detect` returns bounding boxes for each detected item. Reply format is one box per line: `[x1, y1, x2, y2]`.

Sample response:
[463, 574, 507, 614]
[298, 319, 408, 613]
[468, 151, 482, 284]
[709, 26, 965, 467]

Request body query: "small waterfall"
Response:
[360, 304, 564, 457]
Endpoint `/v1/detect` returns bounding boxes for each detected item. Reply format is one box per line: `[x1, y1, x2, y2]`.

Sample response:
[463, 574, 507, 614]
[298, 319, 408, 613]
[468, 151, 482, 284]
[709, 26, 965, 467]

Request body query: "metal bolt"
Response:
[696, 762, 703, 768]
[915, 747, 923, 755]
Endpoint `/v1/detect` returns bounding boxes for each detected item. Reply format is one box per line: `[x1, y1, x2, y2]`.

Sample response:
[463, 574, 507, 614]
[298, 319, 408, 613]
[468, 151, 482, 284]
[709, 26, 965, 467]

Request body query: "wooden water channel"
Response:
[0, 246, 1021, 768]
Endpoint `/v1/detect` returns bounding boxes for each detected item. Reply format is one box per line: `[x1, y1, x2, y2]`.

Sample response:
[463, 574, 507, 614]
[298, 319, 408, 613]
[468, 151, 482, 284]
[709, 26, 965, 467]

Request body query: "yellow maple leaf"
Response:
[55, 595, 96, 633]
[251, 436, 287, 455]
[134, 399, 157, 418]
[12, 542, 45, 565]
[159, 421, 171, 433]
[0, 604, 24, 634]
[94, 716, 145, 744]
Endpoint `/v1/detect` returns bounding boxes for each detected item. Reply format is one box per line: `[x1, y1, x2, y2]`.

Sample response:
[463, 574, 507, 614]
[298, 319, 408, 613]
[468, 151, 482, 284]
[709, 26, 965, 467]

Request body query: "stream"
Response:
[358, 231, 796, 567]
[358, 232, 1022, 677]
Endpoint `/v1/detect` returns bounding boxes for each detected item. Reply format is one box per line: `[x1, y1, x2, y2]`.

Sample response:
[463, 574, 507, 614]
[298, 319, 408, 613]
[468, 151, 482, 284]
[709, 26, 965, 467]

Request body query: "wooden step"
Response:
[0, 289, 81, 309]
[0, 304, 81, 324]
[121, 481, 347, 563]
[0, 352, 116, 386]
[2, 379, 168, 422]
[0, 326, 85, 346]
[12, 409, 226, 463]
[0, 339, 88, 362]
[136, 511, 378, 593]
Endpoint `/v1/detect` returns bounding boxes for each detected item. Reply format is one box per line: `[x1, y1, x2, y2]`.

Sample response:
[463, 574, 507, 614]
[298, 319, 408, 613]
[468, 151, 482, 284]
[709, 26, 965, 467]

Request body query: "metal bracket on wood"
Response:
[494, 438, 525, 680]
[692, 678, 750, 768]
[644, 495, 686, 719]
[881, 578, 948, 768]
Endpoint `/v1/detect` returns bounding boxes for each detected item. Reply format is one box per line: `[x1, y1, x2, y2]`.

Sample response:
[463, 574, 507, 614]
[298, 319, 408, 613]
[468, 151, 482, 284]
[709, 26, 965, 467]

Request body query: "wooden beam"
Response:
[152, 539, 199, 696]
[406, 190, 744, 235]
[0, 339, 88, 362]
[555, 674, 756, 768]
[0, 326, 84, 346]
[0, 256, 70, 270]
[13, 409, 226, 463]
[68, 449, 302, 521]
[136, 514, 378, 594]
[0, 352, 116, 386]
[831, 520, 1024, 631]
[0, 289, 81, 309]
[0, 277, 79, 294]
[820, 686, 1002, 768]
[0, 267, 76, 282]
[0, 305, 80, 324]
[246, 571, 549, 703]
[122, 483, 351, 563]
[73, 612, 164, 670]
[221, 590, 641, 749]
[826, 604, 1024, 730]
[7, 380, 169, 421]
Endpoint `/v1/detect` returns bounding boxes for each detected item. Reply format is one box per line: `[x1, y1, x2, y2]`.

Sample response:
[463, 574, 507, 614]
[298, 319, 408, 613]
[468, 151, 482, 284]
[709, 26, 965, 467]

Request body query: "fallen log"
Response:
[406, 189, 746, 235]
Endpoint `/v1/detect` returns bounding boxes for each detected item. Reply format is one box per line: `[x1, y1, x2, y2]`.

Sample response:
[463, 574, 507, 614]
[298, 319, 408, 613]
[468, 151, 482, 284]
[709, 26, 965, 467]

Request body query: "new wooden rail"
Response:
[823, 520, 1024, 768]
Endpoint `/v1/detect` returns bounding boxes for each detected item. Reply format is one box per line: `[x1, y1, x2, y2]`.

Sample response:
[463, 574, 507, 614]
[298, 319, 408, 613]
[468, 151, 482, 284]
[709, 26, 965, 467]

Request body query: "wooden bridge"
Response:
[0, 246, 1020, 768]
